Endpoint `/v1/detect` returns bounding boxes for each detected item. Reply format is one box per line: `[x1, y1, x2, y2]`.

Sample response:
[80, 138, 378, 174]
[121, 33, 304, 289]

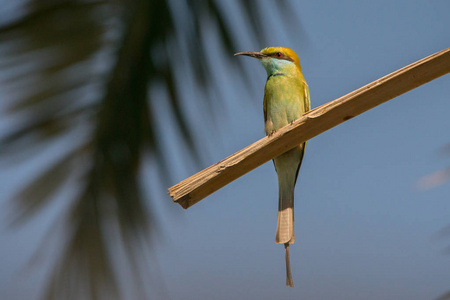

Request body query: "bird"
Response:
[234, 47, 310, 287]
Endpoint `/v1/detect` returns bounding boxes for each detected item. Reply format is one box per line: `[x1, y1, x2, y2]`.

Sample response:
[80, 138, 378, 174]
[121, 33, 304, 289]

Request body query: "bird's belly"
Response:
[265, 101, 302, 135]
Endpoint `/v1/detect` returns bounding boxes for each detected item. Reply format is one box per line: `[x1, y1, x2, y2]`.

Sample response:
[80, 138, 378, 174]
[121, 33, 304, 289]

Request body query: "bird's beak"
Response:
[234, 51, 266, 59]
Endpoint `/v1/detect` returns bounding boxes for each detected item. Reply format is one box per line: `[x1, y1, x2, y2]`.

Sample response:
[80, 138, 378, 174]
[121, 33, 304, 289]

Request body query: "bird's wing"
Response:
[293, 80, 310, 184]
[303, 82, 311, 111]
[263, 92, 268, 124]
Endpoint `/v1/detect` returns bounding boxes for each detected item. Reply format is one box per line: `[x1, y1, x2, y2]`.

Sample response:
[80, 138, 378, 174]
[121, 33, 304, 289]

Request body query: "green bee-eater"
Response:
[235, 47, 310, 287]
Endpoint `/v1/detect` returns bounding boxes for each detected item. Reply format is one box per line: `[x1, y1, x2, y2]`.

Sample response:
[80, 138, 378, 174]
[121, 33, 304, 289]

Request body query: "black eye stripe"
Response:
[269, 52, 294, 62]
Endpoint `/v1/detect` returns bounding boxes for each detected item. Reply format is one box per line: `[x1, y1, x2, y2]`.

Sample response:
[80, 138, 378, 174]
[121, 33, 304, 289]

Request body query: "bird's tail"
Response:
[273, 144, 305, 287]
[276, 190, 295, 287]
[285, 243, 293, 287]
[274, 146, 302, 287]
[274, 146, 301, 245]
[275, 175, 295, 287]
[275, 195, 295, 244]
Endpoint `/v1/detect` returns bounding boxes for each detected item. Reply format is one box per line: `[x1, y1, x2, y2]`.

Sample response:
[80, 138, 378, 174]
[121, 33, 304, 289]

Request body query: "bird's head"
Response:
[234, 46, 302, 76]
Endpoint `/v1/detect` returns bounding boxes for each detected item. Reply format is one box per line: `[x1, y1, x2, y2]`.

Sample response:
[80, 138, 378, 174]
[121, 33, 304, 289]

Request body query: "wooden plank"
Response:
[169, 47, 450, 209]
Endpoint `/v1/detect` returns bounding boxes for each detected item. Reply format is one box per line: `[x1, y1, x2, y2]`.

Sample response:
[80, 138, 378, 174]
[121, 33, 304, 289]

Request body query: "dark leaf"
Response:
[0, 0, 303, 299]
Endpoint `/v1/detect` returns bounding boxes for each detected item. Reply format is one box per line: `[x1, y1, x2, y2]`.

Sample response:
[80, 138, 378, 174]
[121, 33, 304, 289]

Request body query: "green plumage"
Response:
[235, 46, 310, 287]
[263, 66, 309, 245]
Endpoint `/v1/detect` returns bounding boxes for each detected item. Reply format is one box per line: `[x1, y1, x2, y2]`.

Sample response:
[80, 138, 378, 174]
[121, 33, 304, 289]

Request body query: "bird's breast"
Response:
[263, 75, 306, 136]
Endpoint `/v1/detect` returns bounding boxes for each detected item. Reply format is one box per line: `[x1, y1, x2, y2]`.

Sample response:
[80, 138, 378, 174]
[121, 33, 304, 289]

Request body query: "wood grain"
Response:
[169, 47, 450, 209]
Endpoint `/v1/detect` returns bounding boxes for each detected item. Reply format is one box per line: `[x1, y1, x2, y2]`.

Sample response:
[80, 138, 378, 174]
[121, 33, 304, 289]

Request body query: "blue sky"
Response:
[1, 0, 450, 299]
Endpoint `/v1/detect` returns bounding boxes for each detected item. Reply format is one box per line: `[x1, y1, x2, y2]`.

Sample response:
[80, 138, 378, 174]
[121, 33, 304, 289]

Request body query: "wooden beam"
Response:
[169, 47, 450, 209]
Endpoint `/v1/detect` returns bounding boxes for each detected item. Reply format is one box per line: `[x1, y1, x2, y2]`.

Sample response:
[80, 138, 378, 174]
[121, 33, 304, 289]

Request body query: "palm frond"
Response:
[0, 0, 300, 299]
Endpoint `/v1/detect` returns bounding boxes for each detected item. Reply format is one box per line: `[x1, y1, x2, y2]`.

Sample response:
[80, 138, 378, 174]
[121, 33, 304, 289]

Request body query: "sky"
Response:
[1, 0, 450, 299]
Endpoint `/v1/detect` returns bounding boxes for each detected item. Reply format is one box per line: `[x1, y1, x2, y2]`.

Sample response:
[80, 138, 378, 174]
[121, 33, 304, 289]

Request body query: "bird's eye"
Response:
[276, 52, 282, 58]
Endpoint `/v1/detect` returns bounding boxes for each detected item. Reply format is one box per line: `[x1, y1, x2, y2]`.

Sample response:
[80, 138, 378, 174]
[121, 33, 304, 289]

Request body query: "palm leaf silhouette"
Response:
[0, 0, 299, 298]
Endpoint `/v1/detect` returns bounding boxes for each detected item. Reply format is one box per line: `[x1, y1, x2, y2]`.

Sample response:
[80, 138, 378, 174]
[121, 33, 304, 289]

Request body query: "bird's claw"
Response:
[268, 130, 277, 136]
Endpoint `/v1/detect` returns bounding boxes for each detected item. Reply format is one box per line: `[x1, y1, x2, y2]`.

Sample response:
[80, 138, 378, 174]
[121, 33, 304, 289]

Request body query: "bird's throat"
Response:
[267, 72, 286, 80]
